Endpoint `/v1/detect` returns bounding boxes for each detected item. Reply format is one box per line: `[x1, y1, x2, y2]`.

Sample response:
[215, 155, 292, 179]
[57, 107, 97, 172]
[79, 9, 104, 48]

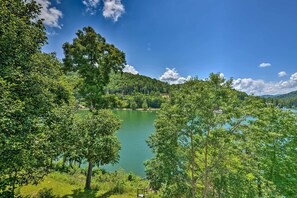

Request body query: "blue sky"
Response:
[39, 0, 297, 95]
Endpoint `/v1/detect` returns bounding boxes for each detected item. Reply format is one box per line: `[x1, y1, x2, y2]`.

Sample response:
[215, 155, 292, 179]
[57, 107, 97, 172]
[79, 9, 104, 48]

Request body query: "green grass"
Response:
[18, 170, 158, 198]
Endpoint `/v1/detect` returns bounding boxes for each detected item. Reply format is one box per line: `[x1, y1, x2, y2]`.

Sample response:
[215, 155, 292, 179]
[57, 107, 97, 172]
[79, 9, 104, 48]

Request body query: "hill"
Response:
[106, 72, 170, 95]
[263, 90, 297, 108]
[104, 72, 170, 109]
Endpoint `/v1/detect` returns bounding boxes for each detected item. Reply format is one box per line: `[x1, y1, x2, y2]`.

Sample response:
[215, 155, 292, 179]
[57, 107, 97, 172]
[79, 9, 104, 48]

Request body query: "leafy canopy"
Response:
[63, 26, 126, 109]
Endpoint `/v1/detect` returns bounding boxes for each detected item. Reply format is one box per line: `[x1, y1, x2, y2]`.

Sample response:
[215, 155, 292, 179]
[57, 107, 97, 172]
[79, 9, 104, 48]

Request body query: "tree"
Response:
[0, 52, 73, 196]
[243, 105, 297, 196]
[0, 1, 74, 196]
[63, 27, 126, 189]
[145, 74, 297, 197]
[142, 100, 148, 110]
[130, 100, 137, 110]
[63, 26, 126, 110]
[76, 110, 121, 189]
[0, 0, 46, 79]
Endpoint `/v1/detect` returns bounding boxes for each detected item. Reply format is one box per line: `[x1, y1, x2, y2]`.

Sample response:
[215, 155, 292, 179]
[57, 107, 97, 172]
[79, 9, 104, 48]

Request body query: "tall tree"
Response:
[0, 0, 74, 196]
[63, 26, 126, 109]
[63, 27, 126, 189]
[0, 52, 73, 196]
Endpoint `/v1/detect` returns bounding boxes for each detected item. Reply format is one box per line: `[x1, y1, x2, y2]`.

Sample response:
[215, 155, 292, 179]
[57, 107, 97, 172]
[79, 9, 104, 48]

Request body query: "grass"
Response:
[18, 170, 158, 198]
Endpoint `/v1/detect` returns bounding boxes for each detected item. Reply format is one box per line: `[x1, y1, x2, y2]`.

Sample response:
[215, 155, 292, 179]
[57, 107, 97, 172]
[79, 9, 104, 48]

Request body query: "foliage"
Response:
[106, 72, 169, 95]
[264, 90, 297, 108]
[0, 1, 75, 195]
[105, 72, 170, 109]
[71, 110, 121, 189]
[75, 110, 121, 166]
[145, 74, 297, 197]
[0, 52, 74, 196]
[63, 26, 126, 189]
[63, 26, 126, 109]
[0, 0, 46, 79]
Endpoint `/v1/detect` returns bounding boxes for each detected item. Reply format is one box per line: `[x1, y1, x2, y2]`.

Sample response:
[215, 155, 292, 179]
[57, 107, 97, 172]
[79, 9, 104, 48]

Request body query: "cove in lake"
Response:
[101, 110, 156, 177]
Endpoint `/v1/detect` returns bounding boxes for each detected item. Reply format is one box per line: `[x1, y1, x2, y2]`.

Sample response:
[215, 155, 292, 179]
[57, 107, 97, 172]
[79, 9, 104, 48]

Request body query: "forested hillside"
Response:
[107, 73, 170, 95]
[103, 73, 170, 109]
[264, 90, 297, 108]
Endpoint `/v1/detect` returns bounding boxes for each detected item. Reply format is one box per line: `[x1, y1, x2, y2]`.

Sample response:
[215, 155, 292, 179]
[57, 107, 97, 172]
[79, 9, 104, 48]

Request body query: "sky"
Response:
[38, 0, 297, 95]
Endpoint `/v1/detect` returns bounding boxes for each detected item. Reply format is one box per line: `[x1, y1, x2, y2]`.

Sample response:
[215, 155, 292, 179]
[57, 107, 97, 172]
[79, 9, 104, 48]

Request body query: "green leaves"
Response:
[145, 73, 297, 197]
[0, 2, 74, 193]
[75, 110, 121, 165]
[63, 26, 126, 109]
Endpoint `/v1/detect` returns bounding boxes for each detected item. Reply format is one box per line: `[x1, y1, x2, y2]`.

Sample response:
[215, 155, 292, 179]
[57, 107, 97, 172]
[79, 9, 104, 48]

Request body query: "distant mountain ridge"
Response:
[261, 90, 297, 99]
[273, 90, 297, 99]
[262, 90, 297, 108]
[261, 94, 281, 98]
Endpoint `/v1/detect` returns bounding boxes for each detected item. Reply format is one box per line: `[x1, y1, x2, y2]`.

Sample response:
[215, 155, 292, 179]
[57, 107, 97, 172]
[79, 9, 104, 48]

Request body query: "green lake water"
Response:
[100, 110, 157, 177]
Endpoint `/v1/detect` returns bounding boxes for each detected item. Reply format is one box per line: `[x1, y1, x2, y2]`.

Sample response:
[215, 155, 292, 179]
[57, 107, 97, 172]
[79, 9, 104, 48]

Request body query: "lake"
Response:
[101, 110, 157, 177]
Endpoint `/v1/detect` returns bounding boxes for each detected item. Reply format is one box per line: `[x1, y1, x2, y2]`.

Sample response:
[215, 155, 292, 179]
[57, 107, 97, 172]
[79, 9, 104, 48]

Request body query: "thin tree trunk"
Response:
[257, 179, 262, 198]
[12, 171, 17, 197]
[203, 130, 209, 198]
[62, 155, 66, 170]
[85, 161, 93, 189]
[190, 130, 196, 198]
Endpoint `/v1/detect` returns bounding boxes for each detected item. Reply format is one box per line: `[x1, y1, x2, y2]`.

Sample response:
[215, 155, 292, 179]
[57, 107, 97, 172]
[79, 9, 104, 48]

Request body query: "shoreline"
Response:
[78, 108, 160, 111]
[112, 108, 159, 111]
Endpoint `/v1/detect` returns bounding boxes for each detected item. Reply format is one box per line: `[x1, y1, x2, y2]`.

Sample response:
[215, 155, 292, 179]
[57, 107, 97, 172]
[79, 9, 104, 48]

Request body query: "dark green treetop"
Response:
[63, 26, 126, 109]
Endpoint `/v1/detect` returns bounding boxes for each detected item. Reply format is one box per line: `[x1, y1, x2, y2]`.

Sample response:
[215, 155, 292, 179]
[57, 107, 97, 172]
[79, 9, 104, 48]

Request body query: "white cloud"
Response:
[82, 0, 124, 21]
[219, 73, 225, 79]
[278, 71, 287, 77]
[82, 0, 100, 15]
[259, 62, 271, 68]
[123, 65, 139, 75]
[290, 72, 297, 81]
[46, 30, 58, 36]
[232, 72, 297, 95]
[35, 0, 63, 28]
[103, 0, 125, 22]
[159, 68, 191, 84]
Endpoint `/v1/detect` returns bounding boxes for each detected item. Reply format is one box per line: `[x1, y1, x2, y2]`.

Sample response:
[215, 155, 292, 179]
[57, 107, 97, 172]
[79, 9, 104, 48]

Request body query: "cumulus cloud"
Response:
[35, 0, 63, 28]
[82, 0, 100, 15]
[219, 73, 225, 79]
[123, 65, 139, 75]
[233, 72, 297, 95]
[259, 63, 271, 68]
[290, 72, 297, 81]
[103, 0, 125, 22]
[278, 71, 287, 77]
[82, 0, 125, 21]
[159, 68, 191, 84]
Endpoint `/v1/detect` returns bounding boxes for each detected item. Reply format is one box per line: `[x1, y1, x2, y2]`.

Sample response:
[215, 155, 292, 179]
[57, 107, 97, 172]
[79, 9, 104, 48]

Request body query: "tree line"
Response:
[264, 90, 297, 108]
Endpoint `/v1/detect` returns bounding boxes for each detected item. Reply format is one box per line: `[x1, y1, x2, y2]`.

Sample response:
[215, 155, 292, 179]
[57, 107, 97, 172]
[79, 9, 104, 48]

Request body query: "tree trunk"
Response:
[190, 130, 196, 198]
[257, 179, 262, 198]
[85, 161, 93, 189]
[12, 171, 17, 197]
[203, 130, 209, 198]
[62, 155, 66, 170]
